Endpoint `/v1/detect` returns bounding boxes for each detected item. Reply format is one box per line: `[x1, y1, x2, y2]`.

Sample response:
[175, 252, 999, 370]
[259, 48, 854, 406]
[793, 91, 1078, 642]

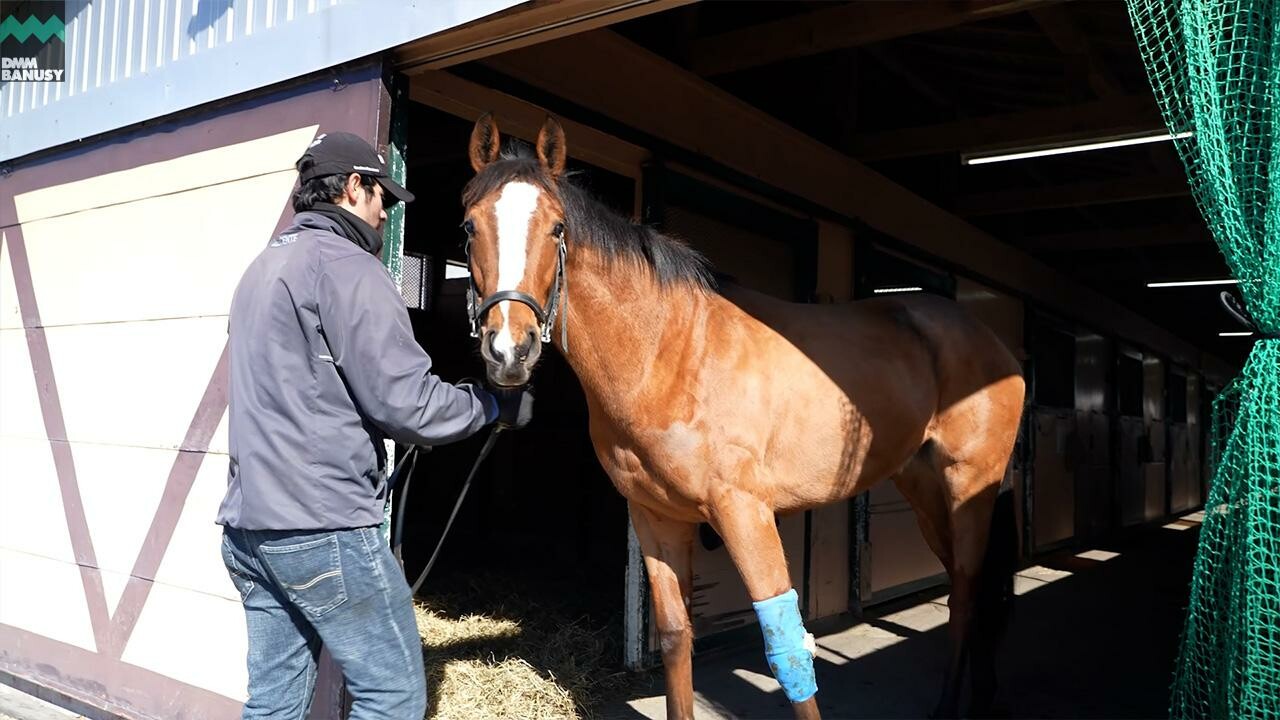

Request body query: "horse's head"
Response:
[462, 114, 569, 388]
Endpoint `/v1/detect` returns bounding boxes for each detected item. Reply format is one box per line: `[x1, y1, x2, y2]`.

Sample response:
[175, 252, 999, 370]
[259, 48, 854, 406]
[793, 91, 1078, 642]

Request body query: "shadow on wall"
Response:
[186, 0, 235, 40]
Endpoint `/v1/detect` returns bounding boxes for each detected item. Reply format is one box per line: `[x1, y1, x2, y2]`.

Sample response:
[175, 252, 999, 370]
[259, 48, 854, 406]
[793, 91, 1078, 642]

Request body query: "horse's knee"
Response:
[752, 588, 818, 704]
[658, 622, 692, 657]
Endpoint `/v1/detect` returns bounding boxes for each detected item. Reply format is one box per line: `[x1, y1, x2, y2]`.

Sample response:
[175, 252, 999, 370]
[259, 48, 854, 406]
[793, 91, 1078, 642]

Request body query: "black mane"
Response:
[463, 152, 715, 292]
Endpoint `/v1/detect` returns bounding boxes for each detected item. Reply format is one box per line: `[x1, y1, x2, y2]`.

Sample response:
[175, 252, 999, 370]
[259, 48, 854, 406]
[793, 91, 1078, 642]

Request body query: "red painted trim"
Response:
[0, 622, 242, 720]
[1, 214, 113, 655]
[107, 343, 230, 659]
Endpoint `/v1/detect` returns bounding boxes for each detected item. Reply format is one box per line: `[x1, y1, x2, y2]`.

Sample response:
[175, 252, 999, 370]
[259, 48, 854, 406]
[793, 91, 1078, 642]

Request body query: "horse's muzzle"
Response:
[480, 328, 541, 388]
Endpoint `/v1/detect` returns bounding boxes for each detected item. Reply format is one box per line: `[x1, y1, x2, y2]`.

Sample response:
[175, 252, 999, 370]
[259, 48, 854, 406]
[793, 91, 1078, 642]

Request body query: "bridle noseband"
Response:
[466, 224, 569, 351]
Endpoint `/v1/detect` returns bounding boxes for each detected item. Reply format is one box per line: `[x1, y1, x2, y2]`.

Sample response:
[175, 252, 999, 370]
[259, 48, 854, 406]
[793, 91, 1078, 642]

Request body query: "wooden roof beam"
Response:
[1030, 6, 1184, 177]
[1017, 224, 1211, 252]
[851, 95, 1162, 161]
[394, 0, 695, 72]
[1031, 4, 1124, 98]
[862, 46, 952, 109]
[406, 70, 649, 180]
[689, 0, 1063, 77]
[956, 174, 1191, 216]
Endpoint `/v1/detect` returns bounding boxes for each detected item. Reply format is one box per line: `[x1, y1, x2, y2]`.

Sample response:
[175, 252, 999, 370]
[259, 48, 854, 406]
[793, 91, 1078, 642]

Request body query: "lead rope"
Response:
[391, 425, 505, 595]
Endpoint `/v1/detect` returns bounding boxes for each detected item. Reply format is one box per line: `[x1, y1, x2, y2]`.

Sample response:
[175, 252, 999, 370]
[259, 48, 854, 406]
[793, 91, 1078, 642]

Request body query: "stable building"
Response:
[0, 2, 1230, 717]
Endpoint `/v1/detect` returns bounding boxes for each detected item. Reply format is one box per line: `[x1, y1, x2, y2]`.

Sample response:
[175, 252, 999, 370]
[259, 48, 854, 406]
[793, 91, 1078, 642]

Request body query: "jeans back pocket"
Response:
[260, 534, 348, 618]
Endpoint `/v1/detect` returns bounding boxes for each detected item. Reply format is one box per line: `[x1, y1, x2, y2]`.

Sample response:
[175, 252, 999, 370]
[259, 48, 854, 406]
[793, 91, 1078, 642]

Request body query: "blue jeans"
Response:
[221, 526, 427, 720]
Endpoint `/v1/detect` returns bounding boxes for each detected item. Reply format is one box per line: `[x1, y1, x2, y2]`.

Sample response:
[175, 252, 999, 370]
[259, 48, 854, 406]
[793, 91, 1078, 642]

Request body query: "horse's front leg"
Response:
[629, 502, 697, 720]
[711, 488, 822, 720]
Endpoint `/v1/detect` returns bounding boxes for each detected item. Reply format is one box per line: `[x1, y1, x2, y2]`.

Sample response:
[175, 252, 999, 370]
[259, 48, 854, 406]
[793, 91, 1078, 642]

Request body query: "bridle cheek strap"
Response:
[467, 236, 569, 352]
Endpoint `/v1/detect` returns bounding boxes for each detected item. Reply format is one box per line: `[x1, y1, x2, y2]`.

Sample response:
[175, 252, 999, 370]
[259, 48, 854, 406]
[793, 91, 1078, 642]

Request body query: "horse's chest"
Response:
[588, 420, 712, 519]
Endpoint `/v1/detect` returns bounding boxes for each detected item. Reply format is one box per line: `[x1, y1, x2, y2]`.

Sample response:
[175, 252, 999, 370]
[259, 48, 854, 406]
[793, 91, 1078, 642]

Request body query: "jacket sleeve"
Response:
[316, 253, 495, 446]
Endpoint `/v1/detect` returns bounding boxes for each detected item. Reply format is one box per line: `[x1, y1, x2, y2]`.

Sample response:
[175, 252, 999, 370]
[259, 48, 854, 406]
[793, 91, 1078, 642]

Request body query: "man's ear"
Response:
[342, 173, 363, 204]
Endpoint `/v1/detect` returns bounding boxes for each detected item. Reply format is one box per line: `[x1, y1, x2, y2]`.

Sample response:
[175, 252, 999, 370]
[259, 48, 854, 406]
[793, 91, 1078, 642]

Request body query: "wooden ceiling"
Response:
[604, 0, 1244, 368]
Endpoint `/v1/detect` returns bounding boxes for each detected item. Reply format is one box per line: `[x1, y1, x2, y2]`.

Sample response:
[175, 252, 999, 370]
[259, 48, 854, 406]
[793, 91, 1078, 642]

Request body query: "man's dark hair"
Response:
[292, 156, 378, 212]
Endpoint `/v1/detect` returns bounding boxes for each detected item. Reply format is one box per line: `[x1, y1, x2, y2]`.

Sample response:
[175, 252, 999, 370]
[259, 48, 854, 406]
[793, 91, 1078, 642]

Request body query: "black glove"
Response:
[455, 378, 499, 424]
[493, 386, 534, 429]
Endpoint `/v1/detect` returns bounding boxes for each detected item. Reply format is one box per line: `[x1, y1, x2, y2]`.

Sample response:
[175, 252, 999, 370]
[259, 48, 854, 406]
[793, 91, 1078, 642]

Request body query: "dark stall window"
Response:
[1118, 354, 1144, 417]
[854, 243, 956, 301]
[1032, 326, 1076, 408]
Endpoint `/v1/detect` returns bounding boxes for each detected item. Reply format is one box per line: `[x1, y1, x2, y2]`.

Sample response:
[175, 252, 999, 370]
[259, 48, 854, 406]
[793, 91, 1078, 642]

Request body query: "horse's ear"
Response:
[536, 116, 567, 177]
[469, 113, 501, 172]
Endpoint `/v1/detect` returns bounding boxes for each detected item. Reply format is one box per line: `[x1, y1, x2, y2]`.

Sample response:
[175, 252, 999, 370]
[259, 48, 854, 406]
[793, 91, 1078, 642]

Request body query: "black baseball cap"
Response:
[299, 132, 415, 205]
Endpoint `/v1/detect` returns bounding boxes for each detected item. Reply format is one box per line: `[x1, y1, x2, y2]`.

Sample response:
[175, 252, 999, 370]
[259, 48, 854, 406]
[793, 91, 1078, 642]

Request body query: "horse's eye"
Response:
[552, 222, 565, 238]
[462, 219, 475, 236]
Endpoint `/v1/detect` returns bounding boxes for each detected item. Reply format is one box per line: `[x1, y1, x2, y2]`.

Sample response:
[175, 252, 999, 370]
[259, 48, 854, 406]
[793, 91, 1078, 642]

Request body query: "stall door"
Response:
[1027, 322, 1077, 552]
[1073, 335, 1112, 542]
[1143, 358, 1168, 522]
[1118, 416, 1148, 526]
[1117, 352, 1148, 526]
[1032, 408, 1077, 550]
[1074, 409, 1112, 541]
[1169, 372, 1201, 513]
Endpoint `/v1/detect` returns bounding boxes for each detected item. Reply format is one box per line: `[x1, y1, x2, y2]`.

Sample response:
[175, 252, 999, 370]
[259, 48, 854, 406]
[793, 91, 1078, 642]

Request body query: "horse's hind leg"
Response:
[896, 453, 1006, 719]
[893, 458, 963, 718]
[629, 502, 697, 720]
[711, 488, 822, 720]
[936, 478, 999, 719]
[968, 484, 1017, 718]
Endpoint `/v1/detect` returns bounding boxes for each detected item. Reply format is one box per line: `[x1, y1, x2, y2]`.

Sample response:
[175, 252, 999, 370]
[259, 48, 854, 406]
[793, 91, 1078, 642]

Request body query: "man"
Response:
[217, 131, 529, 719]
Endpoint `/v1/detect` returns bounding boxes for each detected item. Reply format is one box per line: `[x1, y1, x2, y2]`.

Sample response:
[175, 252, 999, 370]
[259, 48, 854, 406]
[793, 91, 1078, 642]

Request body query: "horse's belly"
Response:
[585, 368, 927, 520]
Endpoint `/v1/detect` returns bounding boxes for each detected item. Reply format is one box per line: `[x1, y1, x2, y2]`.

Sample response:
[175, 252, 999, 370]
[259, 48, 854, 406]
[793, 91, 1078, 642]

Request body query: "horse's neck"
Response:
[554, 246, 703, 420]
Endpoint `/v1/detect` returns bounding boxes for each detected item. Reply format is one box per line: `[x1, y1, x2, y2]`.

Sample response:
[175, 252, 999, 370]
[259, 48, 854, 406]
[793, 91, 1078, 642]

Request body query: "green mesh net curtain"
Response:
[1127, 1, 1280, 718]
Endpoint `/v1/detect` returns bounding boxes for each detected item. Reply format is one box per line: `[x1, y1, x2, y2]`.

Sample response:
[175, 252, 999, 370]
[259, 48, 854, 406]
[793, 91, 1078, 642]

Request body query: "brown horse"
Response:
[460, 114, 1025, 719]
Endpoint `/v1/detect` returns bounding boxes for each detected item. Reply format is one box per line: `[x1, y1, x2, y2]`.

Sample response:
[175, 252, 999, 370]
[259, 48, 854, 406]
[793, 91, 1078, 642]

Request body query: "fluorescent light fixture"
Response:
[445, 262, 471, 280]
[873, 286, 924, 294]
[1147, 278, 1238, 288]
[1219, 331, 1254, 337]
[962, 130, 1193, 165]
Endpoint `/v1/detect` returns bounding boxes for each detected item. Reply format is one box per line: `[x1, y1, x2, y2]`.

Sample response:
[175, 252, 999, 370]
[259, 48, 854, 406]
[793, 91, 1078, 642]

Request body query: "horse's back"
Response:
[704, 288, 1011, 497]
[721, 286, 1024, 463]
[724, 286, 1019, 378]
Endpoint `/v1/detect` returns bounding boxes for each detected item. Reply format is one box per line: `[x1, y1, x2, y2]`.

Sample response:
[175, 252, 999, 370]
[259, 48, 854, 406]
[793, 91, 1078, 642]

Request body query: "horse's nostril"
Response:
[515, 330, 537, 362]
[484, 330, 498, 357]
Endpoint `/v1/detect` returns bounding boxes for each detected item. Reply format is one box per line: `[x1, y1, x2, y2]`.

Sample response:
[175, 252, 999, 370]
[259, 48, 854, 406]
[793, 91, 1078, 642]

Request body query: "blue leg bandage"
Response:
[752, 588, 818, 703]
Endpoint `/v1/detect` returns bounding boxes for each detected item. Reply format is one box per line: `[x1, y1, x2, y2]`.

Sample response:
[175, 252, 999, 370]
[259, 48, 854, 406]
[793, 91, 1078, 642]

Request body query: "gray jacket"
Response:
[216, 212, 494, 530]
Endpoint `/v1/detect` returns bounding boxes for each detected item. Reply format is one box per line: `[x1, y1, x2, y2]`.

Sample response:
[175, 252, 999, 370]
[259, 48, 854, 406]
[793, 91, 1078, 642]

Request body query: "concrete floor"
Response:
[605, 515, 1201, 720]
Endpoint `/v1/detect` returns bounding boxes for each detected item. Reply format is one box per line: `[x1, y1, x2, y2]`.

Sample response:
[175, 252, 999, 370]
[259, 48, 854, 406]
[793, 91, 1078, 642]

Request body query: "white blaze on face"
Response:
[492, 181, 542, 357]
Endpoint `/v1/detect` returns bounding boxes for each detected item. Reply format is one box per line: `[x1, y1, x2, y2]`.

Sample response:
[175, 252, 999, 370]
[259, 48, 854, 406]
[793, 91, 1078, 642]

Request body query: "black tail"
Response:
[969, 485, 1019, 716]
